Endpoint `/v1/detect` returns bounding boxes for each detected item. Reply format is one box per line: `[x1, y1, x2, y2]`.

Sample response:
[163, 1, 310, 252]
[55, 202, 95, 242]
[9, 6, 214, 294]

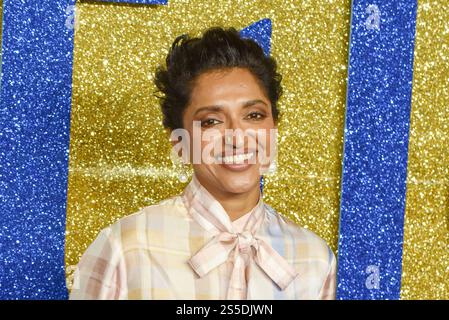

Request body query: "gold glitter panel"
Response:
[65, 0, 351, 282]
[401, 0, 449, 299]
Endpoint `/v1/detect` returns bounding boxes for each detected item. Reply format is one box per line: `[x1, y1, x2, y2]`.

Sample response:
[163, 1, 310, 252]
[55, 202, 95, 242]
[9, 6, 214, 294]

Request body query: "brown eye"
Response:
[246, 112, 266, 120]
[201, 118, 221, 128]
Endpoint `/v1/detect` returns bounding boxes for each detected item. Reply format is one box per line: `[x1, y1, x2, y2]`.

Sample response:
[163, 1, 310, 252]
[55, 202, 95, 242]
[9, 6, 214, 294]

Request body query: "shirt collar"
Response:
[181, 174, 265, 233]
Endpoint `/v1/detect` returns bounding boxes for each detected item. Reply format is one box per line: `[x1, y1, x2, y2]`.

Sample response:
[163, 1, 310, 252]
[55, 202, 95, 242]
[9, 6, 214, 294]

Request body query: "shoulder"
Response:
[95, 195, 187, 250]
[110, 194, 184, 228]
[264, 204, 335, 264]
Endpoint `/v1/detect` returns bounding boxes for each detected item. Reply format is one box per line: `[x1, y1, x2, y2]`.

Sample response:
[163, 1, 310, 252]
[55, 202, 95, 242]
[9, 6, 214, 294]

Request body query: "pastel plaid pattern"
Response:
[69, 175, 336, 300]
[184, 175, 298, 299]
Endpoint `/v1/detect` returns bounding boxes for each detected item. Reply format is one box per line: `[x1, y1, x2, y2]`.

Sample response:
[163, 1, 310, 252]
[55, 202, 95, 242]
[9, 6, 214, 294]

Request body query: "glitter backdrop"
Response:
[1, 0, 447, 300]
[0, 0, 76, 299]
[336, 0, 418, 300]
[0, 0, 3, 63]
[65, 0, 351, 281]
[0, 1, 3, 44]
[401, 0, 449, 299]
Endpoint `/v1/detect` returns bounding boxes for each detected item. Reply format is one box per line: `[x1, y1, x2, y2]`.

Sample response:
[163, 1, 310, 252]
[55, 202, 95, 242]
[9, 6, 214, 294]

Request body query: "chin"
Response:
[218, 171, 259, 195]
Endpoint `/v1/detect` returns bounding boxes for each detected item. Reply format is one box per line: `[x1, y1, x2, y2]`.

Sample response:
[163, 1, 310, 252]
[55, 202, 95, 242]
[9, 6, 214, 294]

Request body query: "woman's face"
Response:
[180, 67, 277, 197]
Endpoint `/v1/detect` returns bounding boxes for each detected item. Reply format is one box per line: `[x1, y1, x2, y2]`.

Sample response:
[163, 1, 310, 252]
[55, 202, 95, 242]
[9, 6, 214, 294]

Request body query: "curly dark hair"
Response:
[154, 26, 283, 130]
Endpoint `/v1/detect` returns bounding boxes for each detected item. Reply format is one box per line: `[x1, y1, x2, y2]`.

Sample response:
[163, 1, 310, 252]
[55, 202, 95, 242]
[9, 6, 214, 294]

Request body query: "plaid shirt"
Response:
[69, 175, 336, 300]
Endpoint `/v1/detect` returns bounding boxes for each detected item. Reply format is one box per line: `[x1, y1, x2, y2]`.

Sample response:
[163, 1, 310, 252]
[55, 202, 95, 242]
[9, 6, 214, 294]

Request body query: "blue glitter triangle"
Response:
[239, 18, 272, 56]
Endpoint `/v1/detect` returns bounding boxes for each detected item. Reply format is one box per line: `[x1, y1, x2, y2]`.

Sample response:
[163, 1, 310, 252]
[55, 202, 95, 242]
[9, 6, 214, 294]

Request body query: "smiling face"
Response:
[181, 67, 277, 198]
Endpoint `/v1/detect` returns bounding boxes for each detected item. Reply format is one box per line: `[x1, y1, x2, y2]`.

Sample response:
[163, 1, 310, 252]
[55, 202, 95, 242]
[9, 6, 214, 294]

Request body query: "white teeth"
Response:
[216, 152, 255, 164]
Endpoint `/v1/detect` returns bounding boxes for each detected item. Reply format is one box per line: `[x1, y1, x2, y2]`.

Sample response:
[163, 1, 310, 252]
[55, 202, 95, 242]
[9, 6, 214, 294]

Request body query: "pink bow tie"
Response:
[188, 228, 299, 299]
[182, 174, 298, 299]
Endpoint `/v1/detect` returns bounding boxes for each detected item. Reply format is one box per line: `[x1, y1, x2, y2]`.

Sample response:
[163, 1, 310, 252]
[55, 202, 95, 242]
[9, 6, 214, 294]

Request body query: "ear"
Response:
[166, 128, 177, 144]
[168, 130, 182, 158]
[271, 110, 278, 128]
[168, 127, 192, 164]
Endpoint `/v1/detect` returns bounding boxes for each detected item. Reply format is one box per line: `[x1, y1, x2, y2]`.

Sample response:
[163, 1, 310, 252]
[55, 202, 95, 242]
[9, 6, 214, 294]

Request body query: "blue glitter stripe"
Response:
[0, 0, 166, 300]
[240, 18, 272, 57]
[91, 0, 167, 4]
[0, 0, 76, 299]
[337, 0, 417, 299]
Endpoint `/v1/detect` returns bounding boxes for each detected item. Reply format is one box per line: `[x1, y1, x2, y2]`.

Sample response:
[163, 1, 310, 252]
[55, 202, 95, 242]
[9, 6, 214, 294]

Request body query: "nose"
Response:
[224, 118, 245, 149]
[225, 133, 244, 149]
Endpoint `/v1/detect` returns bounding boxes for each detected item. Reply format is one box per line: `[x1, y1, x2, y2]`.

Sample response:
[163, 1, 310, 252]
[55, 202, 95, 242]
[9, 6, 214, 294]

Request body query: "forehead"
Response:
[189, 68, 268, 106]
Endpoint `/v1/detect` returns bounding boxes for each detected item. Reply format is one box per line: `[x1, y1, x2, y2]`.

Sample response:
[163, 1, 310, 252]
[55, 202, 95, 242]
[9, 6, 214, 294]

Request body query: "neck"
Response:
[217, 188, 261, 222]
[195, 176, 261, 222]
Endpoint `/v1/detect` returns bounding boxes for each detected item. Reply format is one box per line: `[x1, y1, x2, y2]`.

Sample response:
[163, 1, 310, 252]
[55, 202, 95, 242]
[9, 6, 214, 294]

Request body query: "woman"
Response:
[70, 27, 336, 300]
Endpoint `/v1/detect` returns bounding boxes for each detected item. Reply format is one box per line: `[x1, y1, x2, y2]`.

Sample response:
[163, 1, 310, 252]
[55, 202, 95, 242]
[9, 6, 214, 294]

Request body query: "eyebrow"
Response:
[193, 99, 269, 116]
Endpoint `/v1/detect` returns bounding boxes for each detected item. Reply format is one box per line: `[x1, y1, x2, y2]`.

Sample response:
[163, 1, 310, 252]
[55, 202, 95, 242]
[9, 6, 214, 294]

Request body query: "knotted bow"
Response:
[182, 175, 298, 300]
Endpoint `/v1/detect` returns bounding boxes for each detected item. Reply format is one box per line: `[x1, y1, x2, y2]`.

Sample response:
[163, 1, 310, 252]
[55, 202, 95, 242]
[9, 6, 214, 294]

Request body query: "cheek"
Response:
[256, 127, 276, 148]
[199, 130, 224, 160]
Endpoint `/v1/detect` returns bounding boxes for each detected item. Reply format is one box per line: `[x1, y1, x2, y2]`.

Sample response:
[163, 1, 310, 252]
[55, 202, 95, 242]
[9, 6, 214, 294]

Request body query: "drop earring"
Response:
[260, 159, 277, 194]
[267, 159, 277, 174]
[176, 157, 189, 183]
[170, 149, 190, 183]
